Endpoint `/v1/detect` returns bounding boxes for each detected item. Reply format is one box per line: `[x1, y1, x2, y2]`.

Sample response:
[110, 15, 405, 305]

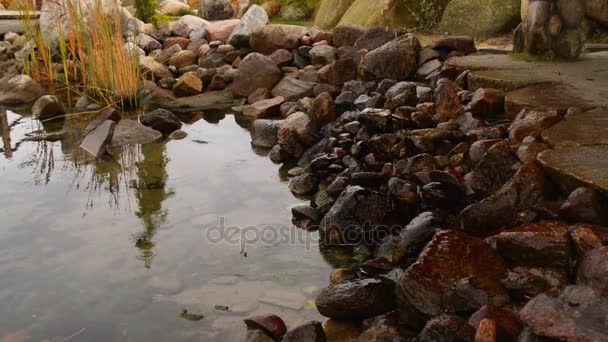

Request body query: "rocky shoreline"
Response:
[1, 3, 608, 341]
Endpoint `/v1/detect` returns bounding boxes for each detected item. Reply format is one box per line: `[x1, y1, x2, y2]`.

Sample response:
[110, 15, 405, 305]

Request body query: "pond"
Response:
[0, 107, 335, 341]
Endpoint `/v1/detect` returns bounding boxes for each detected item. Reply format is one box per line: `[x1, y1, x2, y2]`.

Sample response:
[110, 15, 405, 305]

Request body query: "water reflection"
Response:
[1, 106, 13, 158]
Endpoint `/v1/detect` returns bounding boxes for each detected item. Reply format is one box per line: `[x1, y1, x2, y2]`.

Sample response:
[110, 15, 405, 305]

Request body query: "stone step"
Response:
[538, 146, 608, 194]
[543, 108, 608, 147]
[0, 11, 39, 35]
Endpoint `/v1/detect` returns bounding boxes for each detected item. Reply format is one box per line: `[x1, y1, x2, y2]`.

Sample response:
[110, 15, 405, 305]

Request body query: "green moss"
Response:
[135, 0, 158, 23]
[150, 14, 171, 28]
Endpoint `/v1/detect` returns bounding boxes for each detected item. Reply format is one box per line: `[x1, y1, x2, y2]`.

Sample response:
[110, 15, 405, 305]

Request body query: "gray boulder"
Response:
[0, 75, 46, 106]
[438, 0, 520, 40]
[227, 5, 269, 47]
[200, 0, 234, 20]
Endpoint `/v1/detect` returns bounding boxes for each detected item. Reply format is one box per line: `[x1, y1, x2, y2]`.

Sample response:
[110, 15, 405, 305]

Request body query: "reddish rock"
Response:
[268, 49, 292, 66]
[416, 315, 476, 342]
[313, 83, 341, 97]
[452, 162, 549, 237]
[474, 319, 498, 342]
[509, 109, 561, 143]
[568, 224, 604, 257]
[577, 246, 608, 295]
[282, 321, 326, 342]
[469, 305, 522, 341]
[501, 267, 568, 301]
[519, 286, 608, 341]
[231, 53, 282, 98]
[465, 141, 518, 198]
[163, 36, 190, 50]
[333, 24, 365, 47]
[316, 278, 397, 320]
[397, 230, 508, 319]
[247, 88, 270, 104]
[243, 96, 285, 118]
[318, 58, 357, 86]
[244, 314, 287, 340]
[496, 221, 571, 269]
[359, 35, 421, 81]
[208, 74, 227, 90]
[468, 139, 502, 166]
[559, 187, 608, 226]
[310, 92, 335, 127]
[359, 311, 416, 341]
[205, 19, 240, 42]
[353, 26, 397, 51]
[434, 78, 464, 120]
[470, 88, 505, 117]
[271, 77, 315, 102]
[517, 138, 550, 163]
[249, 24, 307, 54]
[169, 50, 197, 69]
[186, 39, 207, 55]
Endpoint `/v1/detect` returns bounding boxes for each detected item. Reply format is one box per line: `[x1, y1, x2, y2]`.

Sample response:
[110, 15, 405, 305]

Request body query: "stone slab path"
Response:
[446, 53, 608, 194]
[0, 11, 39, 35]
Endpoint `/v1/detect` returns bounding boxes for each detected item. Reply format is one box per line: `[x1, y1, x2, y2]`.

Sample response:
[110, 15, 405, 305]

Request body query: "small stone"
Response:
[316, 278, 397, 320]
[244, 97, 285, 118]
[31, 95, 66, 120]
[469, 88, 505, 117]
[173, 72, 202, 97]
[140, 109, 182, 136]
[169, 130, 188, 140]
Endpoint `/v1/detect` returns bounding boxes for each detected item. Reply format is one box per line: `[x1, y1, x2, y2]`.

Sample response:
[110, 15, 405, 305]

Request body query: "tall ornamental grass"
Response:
[18, 0, 142, 108]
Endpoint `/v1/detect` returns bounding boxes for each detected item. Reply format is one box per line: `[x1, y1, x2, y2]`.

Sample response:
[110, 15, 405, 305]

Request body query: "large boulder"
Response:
[227, 5, 269, 47]
[172, 15, 208, 38]
[316, 278, 397, 320]
[231, 53, 282, 98]
[199, 0, 234, 20]
[358, 35, 421, 81]
[278, 112, 318, 158]
[158, 0, 191, 16]
[31, 95, 66, 120]
[338, 0, 427, 29]
[438, 0, 520, 40]
[313, 0, 355, 30]
[397, 230, 509, 319]
[586, 0, 608, 26]
[249, 24, 308, 54]
[0, 75, 46, 106]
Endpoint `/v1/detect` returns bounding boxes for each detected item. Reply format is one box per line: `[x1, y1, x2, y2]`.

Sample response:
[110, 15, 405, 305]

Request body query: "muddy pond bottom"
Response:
[0, 109, 335, 341]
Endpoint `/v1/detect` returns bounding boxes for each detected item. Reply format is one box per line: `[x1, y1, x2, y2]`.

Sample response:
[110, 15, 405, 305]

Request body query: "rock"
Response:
[173, 15, 208, 38]
[31, 95, 66, 120]
[316, 278, 397, 320]
[496, 221, 570, 269]
[244, 314, 287, 340]
[416, 59, 442, 81]
[509, 109, 561, 143]
[267, 49, 292, 67]
[246, 329, 273, 342]
[392, 212, 439, 263]
[168, 130, 188, 140]
[568, 224, 604, 257]
[0, 75, 46, 105]
[559, 187, 608, 225]
[156, 0, 191, 17]
[586, 0, 608, 27]
[250, 119, 282, 148]
[354, 26, 397, 51]
[313, 0, 355, 30]
[163, 37, 190, 50]
[288, 173, 318, 195]
[80, 120, 117, 158]
[169, 50, 197, 69]
[200, 0, 234, 20]
[434, 79, 464, 120]
[438, 0, 520, 40]
[227, 5, 268, 47]
[318, 58, 358, 86]
[333, 24, 365, 47]
[416, 315, 475, 342]
[543, 108, 608, 148]
[469, 305, 522, 341]
[358, 311, 416, 341]
[388, 178, 419, 204]
[431, 36, 477, 55]
[503, 266, 568, 301]
[173, 71, 203, 97]
[538, 146, 608, 194]
[577, 246, 608, 295]
[205, 19, 240, 42]
[271, 78, 314, 102]
[319, 186, 388, 244]
[519, 286, 608, 341]
[249, 25, 307, 54]
[112, 120, 163, 146]
[468, 139, 502, 166]
[469, 88, 505, 117]
[139, 56, 173, 80]
[309, 45, 336, 66]
[292, 205, 322, 231]
[452, 162, 549, 237]
[247, 88, 270, 105]
[282, 321, 326, 342]
[137, 33, 162, 52]
[278, 111, 318, 157]
[397, 230, 508, 319]
[359, 35, 420, 81]
[465, 141, 517, 198]
[140, 109, 182, 136]
[421, 182, 464, 210]
[244, 97, 284, 118]
[231, 53, 282, 98]
[517, 138, 549, 163]
[310, 92, 335, 127]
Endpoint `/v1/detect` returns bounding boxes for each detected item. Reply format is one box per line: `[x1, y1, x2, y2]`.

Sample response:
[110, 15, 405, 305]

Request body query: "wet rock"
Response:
[0, 75, 46, 105]
[496, 221, 570, 269]
[508, 109, 561, 143]
[112, 120, 163, 146]
[173, 72, 203, 97]
[246, 329, 273, 342]
[416, 314, 475, 342]
[244, 97, 285, 118]
[465, 141, 517, 198]
[469, 88, 505, 117]
[228, 5, 269, 47]
[31, 95, 66, 120]
[319, 186, 388, 244]
[519, 286, 608, 341]
[358, 35, 421, 81]
[168, 130, 188, 140]
[244, 314, 287, 340]
[249, 24, 307, 54]
[501, 267, 568, 301]
[517, 138, 549, 163]
[395, 154, 436, 178]
[80, 119, 117, 158]
[558, 187, 608, 226]
[421, 182, 464, 210]
[278, 111, 318, 158]
[453, 162, 549, 237]
[250, 119, 283, 148]
[140, 108, 182, 136]
[397, 230, 508, 319]
[310, 45, 336, 66]
[316, 278, 397, 320]
[538, 146, 608, 194]
[542, 108, 608, 147]
[231, 53, 282, 98]
[271, 77, 315, 102]
[577, 246, 608, 295]
[568, 224, 604, 257]
[288, 173, 318, 195]
[322, 319, 362, 342]
[318, 58, 358, 86]
[469, 305, 522, 341]
[392, 212, 439, 263]
[359, 311, 416, 341]
[434, 79, 464, 120]
[283, 321, 326, 342]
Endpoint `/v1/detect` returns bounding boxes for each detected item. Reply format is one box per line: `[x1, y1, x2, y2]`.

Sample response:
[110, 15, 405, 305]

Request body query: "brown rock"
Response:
[243, 96, 285, 118]
[271, 77, 315, 102]
[169, 50, 197, 69]
[173, 72, 202, 97]
[163, 36, 190, 50]
[322, 319, 361, 342]
[359, 311, 416, 341]
[316, 278, 397, 320]
[249, 24, 307, 54]
[501, 267, 568, 301]
[208, 74, 227, 90]
[509, 109, 561, 143]
[353, 26, 397, 51]
[559, 187, 608, 226]
[465, 141, 517, 198]
[577, 246, 608, 294]
[310, 92, 335, 127]
[431, 36, 477, 55]
[244, 314, 287, 340]
[333, 24, 365, 47]
[469, 88, 505, 117]
[282, 321, 326, 342]
[318, 58, 358, 86]
[358, 35, 421, 81]
[231, 53, 282, 98]
[416, 314, 476, 341]
[568, 224, 604, 257]
[496, 221, 571, 269]
[247, 88, 270, 104]
[268, 49, 293, 66]
[469, 305, 522, 341]
[434, 78, 464, 120]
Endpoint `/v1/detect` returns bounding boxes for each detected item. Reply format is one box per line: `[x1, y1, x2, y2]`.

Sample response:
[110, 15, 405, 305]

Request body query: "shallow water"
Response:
[0, 108, 335, 341]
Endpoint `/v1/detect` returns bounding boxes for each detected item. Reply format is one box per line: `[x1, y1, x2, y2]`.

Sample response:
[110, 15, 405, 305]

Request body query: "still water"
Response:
[0, 108, 335, 341]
